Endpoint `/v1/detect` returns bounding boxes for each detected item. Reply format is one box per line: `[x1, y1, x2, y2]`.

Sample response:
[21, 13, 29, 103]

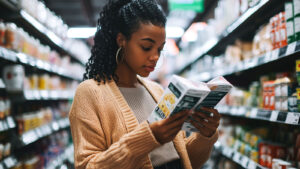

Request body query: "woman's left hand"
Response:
[189, 107, 221, 137]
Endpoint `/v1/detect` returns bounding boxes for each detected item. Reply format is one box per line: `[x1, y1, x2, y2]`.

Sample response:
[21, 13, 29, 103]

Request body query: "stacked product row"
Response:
[189, 2, 299, 77]
[220, 59, 300, 113]
[11, 130, 72, 169]
[18, 0, 90, 63]
[1, 64, 79, 92]
[0, 21, 85, 78]
[15, 102, 70, 135]
[218, 118, 300, 168]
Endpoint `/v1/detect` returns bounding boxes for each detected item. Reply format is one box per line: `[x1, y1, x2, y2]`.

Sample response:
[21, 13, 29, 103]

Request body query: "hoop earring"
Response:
[115, 47, 122, 64]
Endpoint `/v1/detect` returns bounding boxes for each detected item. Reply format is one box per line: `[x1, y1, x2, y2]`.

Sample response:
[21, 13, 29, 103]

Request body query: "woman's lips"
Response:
[144, 66, 155, 72]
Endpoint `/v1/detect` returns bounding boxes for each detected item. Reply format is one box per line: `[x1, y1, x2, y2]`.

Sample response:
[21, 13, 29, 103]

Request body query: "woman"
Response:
[69, 0, 220, 169]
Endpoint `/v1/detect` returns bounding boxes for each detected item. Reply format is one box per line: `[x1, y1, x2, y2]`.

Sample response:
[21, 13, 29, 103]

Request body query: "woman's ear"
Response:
[116, 33, 126, 48]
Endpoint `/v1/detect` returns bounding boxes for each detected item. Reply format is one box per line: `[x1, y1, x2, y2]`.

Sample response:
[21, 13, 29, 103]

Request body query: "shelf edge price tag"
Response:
[285, 112, 300, 124]
[270, 110, 279, 122]
[6, 116, 15, 128]
[248, 160, 257, 169]
[238, 107, 246, 116]
[233, 152, 241, 163]
[271, 49, 279, 60]
[241, 156, 249, 168]
[264, 52, 271, 63]
[250, 108, 258, 118]
[286, 41, 296, 55]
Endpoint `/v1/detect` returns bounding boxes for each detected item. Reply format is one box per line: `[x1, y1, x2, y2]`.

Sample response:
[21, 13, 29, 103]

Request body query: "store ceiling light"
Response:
[166, 26, 184, 38]
[67, 27, 97, 38]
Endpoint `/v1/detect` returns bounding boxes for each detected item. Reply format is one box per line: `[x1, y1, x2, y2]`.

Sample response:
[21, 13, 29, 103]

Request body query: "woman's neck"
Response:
[116, 63, 138, 88]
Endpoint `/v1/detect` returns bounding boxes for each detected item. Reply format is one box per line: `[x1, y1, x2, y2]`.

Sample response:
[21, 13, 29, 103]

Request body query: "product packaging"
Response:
[148, 75, 233, 132]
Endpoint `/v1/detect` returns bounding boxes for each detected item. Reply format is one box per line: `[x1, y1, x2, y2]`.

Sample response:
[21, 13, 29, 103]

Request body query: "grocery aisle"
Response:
[0, 0, 300, 169]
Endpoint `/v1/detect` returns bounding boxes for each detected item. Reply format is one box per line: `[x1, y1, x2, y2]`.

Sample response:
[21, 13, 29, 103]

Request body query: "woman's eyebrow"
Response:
[141, 38, 155, 43]
[141, 38, 166, 46]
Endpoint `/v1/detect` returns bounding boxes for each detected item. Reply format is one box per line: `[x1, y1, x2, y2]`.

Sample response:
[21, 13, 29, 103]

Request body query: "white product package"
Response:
[148, 75, 233, 132]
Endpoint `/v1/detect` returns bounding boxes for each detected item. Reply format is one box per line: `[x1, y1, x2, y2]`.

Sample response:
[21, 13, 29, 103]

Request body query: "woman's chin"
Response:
[138, 72, 150, 77]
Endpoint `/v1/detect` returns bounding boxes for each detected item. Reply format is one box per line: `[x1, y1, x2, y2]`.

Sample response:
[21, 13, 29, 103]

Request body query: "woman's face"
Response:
[121, 23, 166, 77]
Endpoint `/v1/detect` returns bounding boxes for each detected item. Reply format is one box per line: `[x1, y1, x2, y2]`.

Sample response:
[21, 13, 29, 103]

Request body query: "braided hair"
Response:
[83, 0, 167, 83]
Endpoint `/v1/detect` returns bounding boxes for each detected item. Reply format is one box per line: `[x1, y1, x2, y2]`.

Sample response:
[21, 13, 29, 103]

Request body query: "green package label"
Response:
[295, 17, 300, 40]
[287, 20, 295, 43]
[285, 2, 293, 19]
[294, 0, 300, 16]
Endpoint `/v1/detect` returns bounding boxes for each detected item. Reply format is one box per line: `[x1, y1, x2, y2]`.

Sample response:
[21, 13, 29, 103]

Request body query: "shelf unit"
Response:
[45, 144, 74, 169]
[0, 143, 73, 169]
[23, 90, 75, 101]
[193, 40, 300, 82]
[0, 155, 18, 169]
[19, 117, 70, 146]
[0, 0, 87, 66]
[217, 105, 300, 125]
[17, 10, 86, 65]
[173, 0, 270, 75]
[0, 47, 82, 81]
[173, 0, 300, 168]
[214, 142, 267, 169]
[0, 116, 16, 133]
[0, 2, 77, 167]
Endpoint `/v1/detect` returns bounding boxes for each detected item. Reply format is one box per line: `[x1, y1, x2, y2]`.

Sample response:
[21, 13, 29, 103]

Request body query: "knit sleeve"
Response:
[69, 81, 161, 169]
[184, 131, 219, 169]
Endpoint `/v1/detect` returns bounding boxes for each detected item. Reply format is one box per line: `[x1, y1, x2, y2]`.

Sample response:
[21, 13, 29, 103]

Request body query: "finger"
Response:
[165, 125, 182, 138]
[200, 107, 221, 120]
[193, 113, 219, 125]
[189, 120, 203, 131]
[166, 113, 189, 130]
[192, 116, 218, 131]
[166, 110, 189, 124]
[195, 109, 221, 121]
[190, 120, 215, 136]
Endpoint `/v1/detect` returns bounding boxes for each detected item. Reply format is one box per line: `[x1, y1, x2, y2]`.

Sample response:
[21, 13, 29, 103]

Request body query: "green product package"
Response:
[285, 2, 295, 43]
[293, 0, 300, 40]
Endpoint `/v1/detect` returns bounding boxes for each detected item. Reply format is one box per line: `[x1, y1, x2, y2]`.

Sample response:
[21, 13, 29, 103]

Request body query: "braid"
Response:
[84, 0, 166, 83]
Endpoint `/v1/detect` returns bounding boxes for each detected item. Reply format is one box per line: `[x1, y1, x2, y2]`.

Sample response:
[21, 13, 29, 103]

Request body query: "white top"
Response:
[119, 83, 180, 167]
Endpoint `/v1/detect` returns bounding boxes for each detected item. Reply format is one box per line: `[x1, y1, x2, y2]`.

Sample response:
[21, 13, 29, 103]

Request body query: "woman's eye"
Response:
[142, 46, 152, 51]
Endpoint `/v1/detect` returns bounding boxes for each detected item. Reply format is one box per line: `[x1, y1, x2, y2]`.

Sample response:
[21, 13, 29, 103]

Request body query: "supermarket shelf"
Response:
[192, 40, 300, 82]
[0, 144, 73, 169]
[20, 117, 70, 146]
[0, 116, 16, 132]
[215, 141, 267, 169]
[45, 144, 74, 169]
[0, 46, 82, 81]
[0, 0, 86, 65]
[0, 155, 18, 169]
[23, 90, 75, 100]
[173, 0, 270, 74]
[217, 105, 300, 125]
[18, 10, 86, 65]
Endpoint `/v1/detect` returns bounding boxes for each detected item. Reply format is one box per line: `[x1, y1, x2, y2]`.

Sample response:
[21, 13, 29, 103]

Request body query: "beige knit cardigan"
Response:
[69, 77, 218, 169]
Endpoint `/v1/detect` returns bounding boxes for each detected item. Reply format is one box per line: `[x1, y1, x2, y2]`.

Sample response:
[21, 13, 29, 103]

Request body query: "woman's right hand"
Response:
[149, 110, 190, 144]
